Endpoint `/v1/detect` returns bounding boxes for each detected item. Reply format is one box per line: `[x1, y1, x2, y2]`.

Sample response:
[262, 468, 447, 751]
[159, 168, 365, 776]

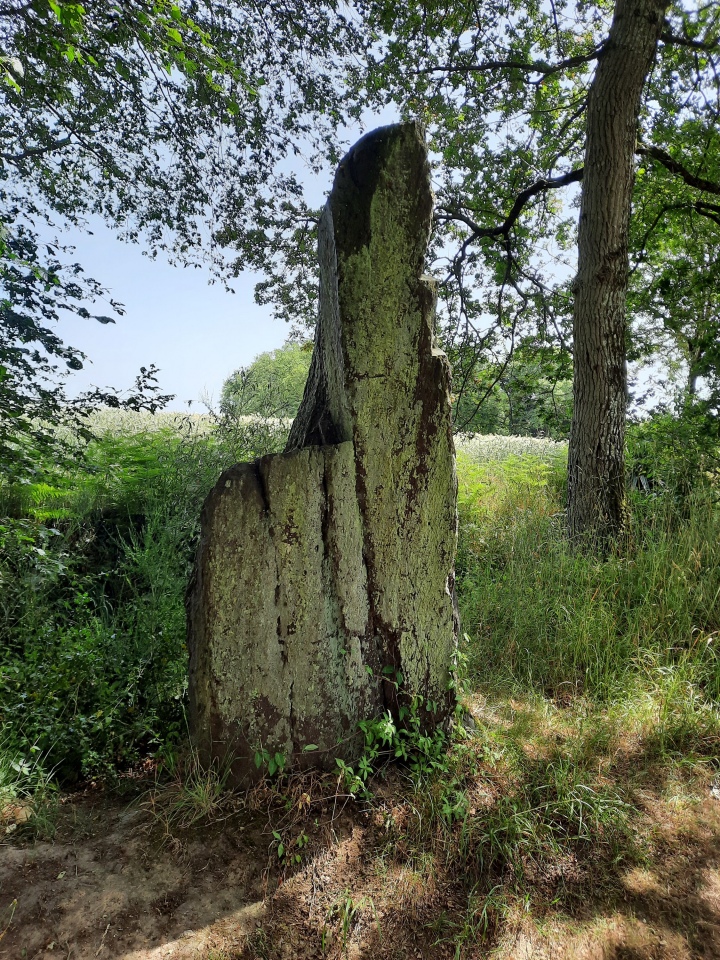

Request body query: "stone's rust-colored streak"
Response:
[187, 123, 458, 786]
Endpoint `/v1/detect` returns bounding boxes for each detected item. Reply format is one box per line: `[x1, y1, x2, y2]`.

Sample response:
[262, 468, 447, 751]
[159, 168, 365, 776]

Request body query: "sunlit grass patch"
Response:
[457, 452, 720, 715]
[360, 697, 640, 957]
[455, 432, 567, 464]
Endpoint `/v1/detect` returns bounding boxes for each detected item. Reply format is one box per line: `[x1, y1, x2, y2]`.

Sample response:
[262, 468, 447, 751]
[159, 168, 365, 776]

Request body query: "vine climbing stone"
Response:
[187, 121, 458, 786]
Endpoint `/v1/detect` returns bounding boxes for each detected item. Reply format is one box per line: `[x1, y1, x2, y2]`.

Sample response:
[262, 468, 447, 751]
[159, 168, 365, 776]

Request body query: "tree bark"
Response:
[567, 0, 668, 545]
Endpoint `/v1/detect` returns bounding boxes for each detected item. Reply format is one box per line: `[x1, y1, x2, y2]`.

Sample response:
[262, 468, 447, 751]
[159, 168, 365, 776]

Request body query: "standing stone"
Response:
[187, 122, 458, 786]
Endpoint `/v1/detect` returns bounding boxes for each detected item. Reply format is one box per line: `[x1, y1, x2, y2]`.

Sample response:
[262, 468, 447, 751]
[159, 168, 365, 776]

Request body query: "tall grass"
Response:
[457, 448, 720, 758]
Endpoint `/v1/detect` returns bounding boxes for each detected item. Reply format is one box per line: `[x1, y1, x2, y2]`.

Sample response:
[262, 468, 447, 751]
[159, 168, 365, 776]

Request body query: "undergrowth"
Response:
[0, 412, 287, 784]
[457, 449, 720, 755]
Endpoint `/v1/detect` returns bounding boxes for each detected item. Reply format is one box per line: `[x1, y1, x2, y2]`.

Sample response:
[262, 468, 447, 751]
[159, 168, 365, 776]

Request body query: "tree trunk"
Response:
[567, 0, 668, 545]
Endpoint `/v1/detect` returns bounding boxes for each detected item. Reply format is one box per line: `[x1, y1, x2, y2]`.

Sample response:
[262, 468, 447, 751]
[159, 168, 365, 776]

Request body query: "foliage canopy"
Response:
[0, 0, 361, 473]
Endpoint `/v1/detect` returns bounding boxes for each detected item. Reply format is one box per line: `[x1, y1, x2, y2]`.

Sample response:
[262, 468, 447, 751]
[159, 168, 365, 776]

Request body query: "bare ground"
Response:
[2, 770, 720, 960]
[3, 690, 720, 960]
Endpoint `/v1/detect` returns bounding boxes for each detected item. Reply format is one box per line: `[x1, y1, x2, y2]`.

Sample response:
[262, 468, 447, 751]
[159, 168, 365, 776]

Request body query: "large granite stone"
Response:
[187, 122, 458, 785]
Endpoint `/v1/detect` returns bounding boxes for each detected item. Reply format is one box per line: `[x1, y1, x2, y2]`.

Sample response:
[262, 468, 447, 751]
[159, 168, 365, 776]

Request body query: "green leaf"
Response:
[2, 72, 21, 93]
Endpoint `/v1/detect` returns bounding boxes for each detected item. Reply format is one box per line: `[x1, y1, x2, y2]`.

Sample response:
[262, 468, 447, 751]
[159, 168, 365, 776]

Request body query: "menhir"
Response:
[186, 121, 458, 786]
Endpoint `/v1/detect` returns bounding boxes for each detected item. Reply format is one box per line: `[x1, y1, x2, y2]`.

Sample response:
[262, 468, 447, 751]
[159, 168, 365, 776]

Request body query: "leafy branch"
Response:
[637, 144, 720, 196]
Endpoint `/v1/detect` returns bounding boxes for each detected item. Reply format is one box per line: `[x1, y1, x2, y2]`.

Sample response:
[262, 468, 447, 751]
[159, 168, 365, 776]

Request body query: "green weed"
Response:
[432, 884, 507, 957]
[140, 743, 235, 835]
[324, 889, 376, 958]
[0, 898, 17, 945]
[0, 741, 59, 839]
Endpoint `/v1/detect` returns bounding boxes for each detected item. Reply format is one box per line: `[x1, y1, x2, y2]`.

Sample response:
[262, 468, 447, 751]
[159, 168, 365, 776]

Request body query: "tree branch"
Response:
[414, 46, 603, 79]
[660, 29, 719, 50]
[438, 167, 584, 242]
[695, 200, 720, 226]
[637, 144, 720, 195]
[1, 136, 72, 163]
[629, 201, 691, 276]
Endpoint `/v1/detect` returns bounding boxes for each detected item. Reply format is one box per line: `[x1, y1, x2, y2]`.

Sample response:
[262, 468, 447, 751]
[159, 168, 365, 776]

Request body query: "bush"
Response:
[626, 407, 719, 503]
[0, 409, 286, 782]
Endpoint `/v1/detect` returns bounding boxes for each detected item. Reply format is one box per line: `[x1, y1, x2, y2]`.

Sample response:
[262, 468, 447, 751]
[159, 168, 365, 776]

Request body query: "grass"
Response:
[457, 450, 720, 715]
[140, 742, 236, 837]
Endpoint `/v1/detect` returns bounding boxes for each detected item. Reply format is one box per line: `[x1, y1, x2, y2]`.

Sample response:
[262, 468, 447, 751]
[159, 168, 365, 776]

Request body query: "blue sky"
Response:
[57, 220, 289, 411]
[56, 109, 400, 412]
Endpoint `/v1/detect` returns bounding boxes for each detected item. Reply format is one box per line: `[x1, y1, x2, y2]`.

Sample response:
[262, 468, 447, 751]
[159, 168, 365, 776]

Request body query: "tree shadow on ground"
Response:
[2, 717, 720, 960]
[253, 709, 720, 959]
[0, 786, 352, 960]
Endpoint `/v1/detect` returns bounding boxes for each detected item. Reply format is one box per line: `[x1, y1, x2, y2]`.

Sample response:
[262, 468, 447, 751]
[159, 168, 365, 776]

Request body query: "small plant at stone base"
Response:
[270, 826, 310, 865]
[140, 745, 235, 836]
[254, 747, 287, 779]
[335, 667, 464, 801]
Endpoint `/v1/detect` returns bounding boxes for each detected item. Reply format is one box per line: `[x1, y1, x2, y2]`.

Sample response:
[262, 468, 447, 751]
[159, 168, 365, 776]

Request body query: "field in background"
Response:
[1, 409, 719, 957]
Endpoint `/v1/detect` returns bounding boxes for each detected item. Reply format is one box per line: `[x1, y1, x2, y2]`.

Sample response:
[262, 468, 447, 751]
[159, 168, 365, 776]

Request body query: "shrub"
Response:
[626, 407, 719, 503]
[0, 409, 285, 782]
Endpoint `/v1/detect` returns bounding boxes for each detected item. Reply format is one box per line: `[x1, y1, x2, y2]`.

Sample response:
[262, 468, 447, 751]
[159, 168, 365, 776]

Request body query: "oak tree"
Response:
[353, 0, 720, 544]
